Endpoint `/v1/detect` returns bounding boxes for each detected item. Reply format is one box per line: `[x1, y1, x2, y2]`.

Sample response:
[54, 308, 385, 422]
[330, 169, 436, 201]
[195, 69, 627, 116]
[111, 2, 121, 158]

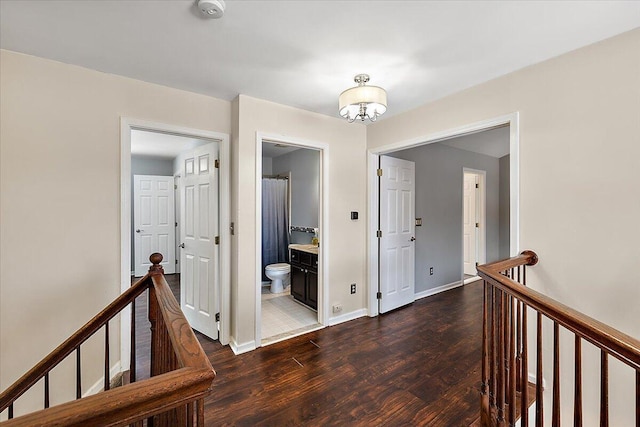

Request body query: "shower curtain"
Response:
[262, 178, 289, 280]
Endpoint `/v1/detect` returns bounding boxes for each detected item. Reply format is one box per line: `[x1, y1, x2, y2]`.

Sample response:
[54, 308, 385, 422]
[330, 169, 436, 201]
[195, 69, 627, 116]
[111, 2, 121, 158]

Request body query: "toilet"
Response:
[265, 263, 291, 293]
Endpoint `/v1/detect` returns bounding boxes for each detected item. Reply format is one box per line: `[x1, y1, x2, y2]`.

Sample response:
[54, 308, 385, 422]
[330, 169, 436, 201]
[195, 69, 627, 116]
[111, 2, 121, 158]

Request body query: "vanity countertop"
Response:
[289, 244, 319, 254]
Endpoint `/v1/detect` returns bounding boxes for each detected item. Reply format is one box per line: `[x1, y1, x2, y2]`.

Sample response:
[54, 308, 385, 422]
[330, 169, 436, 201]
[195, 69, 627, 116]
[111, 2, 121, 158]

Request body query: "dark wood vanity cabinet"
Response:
[290, 249, 318, 310]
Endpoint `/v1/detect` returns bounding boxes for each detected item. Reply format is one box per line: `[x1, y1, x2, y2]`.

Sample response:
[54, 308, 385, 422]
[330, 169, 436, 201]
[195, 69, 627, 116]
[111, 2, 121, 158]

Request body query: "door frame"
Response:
[367, 112, 520, 317]
[255, 132, 329, 346]
[120, 117, 231, 371]
[461, 168, 486, 280]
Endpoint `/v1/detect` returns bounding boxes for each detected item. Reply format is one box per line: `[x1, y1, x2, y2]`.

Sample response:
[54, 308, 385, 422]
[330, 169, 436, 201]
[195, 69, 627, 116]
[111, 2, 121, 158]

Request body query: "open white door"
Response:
[379, 155, 415, 313]
[463, 172, 478, 275]
[179, 142, 219, 340]
[133, 175, 176, 277]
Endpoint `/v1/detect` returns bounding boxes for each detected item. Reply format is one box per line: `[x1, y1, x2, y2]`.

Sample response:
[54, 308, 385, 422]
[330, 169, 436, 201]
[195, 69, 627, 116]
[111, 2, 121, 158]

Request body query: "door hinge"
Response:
[214, 159, 220, 169]
[376, 230, 382, 238]
[475, 223, 479, 228]
[475, 183, 479, 189]
[174, 184, 177, 190]
[376, 292, 382, 300]
[215, 236, 220, 245]
[377, 168, 383, 177]
[215, 313, 220, 322]
[175, 222, 178, 227]
[475, 262, 479, 267]
[175, 259, 178, 265]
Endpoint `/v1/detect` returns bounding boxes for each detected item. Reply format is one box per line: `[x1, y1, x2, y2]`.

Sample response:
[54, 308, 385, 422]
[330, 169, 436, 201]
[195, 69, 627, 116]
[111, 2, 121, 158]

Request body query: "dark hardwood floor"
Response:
[133, 275, 484, 426]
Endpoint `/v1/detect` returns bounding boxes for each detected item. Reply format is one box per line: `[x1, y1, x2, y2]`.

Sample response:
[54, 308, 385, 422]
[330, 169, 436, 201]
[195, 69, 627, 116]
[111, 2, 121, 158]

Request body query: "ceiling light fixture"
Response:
[339, 74, 387, 123]
[198, 0, 225, 19]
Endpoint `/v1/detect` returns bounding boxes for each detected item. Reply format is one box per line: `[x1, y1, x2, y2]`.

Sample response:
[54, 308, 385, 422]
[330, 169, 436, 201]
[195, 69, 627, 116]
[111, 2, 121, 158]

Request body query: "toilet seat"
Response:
[266, 263, 290, 271]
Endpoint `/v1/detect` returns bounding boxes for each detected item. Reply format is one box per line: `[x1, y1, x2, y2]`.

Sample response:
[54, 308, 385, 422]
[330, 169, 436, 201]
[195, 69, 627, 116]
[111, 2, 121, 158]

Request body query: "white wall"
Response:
[368, 28, 640, 426]
[0, 50, 230, 416]
[231, 95, 366, 351]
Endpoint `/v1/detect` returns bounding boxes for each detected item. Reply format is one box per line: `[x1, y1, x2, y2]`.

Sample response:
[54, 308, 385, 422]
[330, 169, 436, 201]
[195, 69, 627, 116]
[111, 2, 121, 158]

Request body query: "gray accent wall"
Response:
[272, 148, 320, 244]
[499, 155, 510, 260]
[131, 155, 175, 271]
[262, 157, 272, 175]
[389, 142, 508, 294]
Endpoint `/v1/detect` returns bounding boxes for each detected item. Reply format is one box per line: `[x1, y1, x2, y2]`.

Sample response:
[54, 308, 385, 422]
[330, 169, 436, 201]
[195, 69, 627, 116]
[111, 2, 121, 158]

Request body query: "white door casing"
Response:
[463, 172, 478, 275]
[379, 156, 415, 313]
[133, 175, 176, 277]
[180, 142, 219, 340]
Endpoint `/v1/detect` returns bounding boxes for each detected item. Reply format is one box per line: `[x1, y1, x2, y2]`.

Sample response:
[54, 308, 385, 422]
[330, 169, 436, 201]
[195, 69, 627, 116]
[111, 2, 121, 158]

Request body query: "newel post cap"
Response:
[149, 253, 164, 275]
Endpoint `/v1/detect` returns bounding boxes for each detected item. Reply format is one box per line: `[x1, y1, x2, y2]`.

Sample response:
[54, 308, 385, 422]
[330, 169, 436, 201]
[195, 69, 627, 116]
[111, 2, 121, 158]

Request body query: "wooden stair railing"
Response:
[0, 253, 215, 426]
[478, 250, 640, 426]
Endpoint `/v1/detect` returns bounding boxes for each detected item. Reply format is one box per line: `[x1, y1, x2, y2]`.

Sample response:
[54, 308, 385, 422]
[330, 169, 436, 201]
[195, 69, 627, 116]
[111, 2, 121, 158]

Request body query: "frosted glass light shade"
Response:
[339, 85, 387, 120]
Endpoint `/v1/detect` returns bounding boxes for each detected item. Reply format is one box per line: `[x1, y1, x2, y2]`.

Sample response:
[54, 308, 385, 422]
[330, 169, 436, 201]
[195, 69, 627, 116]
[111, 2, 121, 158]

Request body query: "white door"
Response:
[379, 156, 415, 313]
[133, 175, 176, 277]
[179, 142, 219, 340]
[463, 172, 478, 275]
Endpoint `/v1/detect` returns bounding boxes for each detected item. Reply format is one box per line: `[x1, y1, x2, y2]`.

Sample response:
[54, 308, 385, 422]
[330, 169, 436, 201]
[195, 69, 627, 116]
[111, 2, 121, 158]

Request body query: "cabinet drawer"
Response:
[299, 251, 312, 267]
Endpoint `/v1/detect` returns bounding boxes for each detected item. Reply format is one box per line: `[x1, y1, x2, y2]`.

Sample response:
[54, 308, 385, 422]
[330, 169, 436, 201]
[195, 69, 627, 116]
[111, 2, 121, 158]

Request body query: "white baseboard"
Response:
[463, 275, 482, 284]
[415, 280, 463, 300]
[328, 308, 367, 326]
[83, 361, 122, 398]
[528, 372, 546, 389]
[229, 336, 256, 355]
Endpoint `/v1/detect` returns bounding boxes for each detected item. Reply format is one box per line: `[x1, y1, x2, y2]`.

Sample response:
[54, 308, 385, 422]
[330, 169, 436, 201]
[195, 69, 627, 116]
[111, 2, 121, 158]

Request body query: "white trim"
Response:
[261, 324, 325, 347]
[328, 308, 368, 326]
[229, 336, 256, 355]
[415, 281, 463, 300]
[367, 112, 520, 317]
[255, 132, 330, 348]
[366, 152, 380, 317]
[120, 117, 231, 371]
[463, 275, 482, 285]
[82, 361, 122, 398]
[462, 168, 487, 280]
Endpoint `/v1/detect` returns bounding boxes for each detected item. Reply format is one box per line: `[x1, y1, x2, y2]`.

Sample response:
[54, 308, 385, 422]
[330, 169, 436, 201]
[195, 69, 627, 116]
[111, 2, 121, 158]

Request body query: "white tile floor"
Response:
[260, 284, 319, 344]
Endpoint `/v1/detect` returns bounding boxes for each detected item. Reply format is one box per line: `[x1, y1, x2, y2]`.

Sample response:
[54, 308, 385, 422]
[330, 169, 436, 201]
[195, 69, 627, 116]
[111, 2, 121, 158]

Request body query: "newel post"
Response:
[147, 253, 164, 379]
[149, 253, 165, 276]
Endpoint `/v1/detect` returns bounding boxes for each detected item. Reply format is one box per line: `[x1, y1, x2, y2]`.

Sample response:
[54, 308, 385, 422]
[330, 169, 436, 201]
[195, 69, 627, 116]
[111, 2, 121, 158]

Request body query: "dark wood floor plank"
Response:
[134, 275, 484, 426]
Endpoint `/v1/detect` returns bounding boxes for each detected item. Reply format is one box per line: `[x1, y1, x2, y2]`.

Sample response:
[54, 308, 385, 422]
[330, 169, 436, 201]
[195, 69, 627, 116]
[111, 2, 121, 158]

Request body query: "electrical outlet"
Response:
[350, 283, 356, 294]
[332, 304, 343, 313]
[429, 267, 434, 275]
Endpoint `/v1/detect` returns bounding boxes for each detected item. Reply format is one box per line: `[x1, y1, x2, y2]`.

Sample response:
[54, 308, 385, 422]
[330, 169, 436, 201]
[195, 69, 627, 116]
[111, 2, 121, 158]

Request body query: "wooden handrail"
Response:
[150, 273, 212, 370]
[478, 252, 640, 370]
[1, 368, 212, 426]
[0, 253, 215, 426]
[478, 250, 640, 427]
[0, 275, 151, 412]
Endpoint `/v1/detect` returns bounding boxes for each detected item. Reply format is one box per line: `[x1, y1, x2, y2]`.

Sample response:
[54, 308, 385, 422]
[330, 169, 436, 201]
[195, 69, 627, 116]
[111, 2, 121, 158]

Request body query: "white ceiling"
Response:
[131, 129, 211, 158]
[440, 126, 510, 158]
[1, 1, 639, 121]
[262, 142, 301, 159]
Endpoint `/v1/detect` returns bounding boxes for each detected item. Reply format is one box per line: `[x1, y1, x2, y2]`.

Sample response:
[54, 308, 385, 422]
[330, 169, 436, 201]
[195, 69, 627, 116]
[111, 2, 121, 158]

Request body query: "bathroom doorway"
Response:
[256, 136, 327, 346]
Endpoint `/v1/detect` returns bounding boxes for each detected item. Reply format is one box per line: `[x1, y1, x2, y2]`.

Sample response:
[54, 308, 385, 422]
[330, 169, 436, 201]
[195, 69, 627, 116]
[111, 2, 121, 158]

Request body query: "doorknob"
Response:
[179, 243, 185, 248]
[136, 229, 143, 233]
[410, 236, 416, 242]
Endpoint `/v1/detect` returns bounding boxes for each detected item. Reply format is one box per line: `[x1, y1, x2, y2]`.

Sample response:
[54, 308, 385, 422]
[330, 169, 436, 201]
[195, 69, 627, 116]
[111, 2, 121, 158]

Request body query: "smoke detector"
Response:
[198, 0, 225, 19]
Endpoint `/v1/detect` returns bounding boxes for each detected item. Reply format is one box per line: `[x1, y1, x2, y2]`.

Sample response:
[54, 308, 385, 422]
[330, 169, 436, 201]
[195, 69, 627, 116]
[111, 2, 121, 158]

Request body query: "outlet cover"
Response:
[350, 283, 356, 294]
